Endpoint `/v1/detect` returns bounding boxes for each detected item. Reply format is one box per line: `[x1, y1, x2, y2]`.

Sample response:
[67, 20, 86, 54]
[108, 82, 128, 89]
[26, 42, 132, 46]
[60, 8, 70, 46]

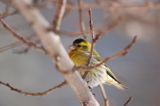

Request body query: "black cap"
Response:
[73, 38, 86, 45]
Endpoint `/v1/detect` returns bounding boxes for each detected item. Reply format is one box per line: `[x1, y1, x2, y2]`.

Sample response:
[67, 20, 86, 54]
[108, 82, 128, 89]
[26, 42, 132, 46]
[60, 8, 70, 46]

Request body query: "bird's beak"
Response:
[69, 45, 76, 50]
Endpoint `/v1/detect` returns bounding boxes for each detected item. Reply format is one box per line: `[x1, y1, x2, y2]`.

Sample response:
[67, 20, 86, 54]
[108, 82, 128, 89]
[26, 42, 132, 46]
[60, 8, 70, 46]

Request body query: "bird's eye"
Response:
[83, 46, 87, 50]
[77, 45, 81, 47]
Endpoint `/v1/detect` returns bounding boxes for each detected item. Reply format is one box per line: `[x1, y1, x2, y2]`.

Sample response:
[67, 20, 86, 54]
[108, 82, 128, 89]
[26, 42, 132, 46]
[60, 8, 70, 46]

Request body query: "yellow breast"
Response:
[69, 49, 88, 67]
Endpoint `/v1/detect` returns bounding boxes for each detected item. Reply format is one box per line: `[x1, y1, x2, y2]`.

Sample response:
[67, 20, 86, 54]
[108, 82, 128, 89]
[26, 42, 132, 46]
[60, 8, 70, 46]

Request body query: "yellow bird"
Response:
[69, 38, 124, 90]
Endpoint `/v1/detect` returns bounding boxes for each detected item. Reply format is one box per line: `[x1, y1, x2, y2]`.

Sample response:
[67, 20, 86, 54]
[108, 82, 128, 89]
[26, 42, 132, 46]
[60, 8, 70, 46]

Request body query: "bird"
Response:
[68, 38, 125, 90]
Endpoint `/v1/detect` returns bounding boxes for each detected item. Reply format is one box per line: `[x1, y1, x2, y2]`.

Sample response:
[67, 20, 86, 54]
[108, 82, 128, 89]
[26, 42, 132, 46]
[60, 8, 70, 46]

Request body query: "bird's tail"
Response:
[104, 75, 126, 90]
[111, 81, 125, 90]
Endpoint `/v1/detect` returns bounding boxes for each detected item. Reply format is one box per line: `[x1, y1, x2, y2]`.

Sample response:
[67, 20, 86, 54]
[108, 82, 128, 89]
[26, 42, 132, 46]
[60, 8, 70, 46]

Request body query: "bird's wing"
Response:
[105, 66, 121, 84]
[92, 50, 121, 84]
[92, 49, 102, 61]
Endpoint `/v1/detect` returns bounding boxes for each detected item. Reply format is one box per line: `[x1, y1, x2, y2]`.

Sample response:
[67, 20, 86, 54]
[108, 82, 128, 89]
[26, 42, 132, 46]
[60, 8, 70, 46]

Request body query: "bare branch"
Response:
[82, 8, 95, 79]
[51, 15, 122, 37]
[82, 8, 110, 106]
[99, 84, 110, 106]
[2, 0, 160, 12]
[0, 8, 18, 18]
[0, 42, 19, 53]
[0, 80, 66, 96]
[87, 8, 95, 65]
[88, 36, 137, 69]
[11, 0, 99, 105]
[52, 0, 66, 31]
[0, 18, 47, 54]
[75, 2, 160, 11]
[123, 97, 132, 106]
[78, 0, 86, 39]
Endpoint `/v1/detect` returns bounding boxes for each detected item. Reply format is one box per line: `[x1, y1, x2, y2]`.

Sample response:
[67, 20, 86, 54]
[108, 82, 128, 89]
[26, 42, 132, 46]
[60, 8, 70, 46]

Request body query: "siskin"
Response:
[68, 38, 125, 90]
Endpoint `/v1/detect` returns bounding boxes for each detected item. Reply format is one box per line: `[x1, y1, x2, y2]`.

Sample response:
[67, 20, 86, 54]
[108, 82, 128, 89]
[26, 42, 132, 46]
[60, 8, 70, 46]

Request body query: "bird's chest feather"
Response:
[69, 50, 89, 66]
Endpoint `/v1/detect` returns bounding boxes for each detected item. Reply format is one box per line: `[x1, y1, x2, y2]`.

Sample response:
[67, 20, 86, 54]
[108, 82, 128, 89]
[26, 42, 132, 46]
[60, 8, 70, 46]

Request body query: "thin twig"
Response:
[51, 16, 122, 37]
[71, 1, 160, 10]
[52, 0, 66, 31]
[0, 36, 42, 54]
[0, 80, 66, 96]
[0, 10, 18, 18]
[87, 36, 137, 69]
[0, 18, 47, 54]
[0, 4, 18, 18]
[1, 4, 10, 17]
[123, 97, 132, 106]
[99, 84, 110, 106]
[87, 8, 95, 66]
[78, 0, 86, 39]
[82, 8, 95, 79]
[12, 46, 32, 54]
[0, 42, 19, 53]
[82, 9, 110, 106]
[2, 0, 160, 12]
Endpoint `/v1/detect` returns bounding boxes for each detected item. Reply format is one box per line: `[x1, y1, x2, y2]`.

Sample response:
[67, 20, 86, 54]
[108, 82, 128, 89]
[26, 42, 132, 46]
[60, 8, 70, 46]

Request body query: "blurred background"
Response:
[0, 0, 160, 106]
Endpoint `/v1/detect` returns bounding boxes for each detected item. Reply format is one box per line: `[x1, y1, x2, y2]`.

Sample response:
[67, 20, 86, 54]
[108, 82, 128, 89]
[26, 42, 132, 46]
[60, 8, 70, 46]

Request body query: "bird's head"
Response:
[70, 38, 91, 52]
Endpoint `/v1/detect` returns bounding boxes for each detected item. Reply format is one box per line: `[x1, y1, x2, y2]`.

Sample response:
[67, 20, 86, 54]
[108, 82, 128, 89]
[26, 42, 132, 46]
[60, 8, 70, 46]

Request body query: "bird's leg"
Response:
[88, 86, 96, 97]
